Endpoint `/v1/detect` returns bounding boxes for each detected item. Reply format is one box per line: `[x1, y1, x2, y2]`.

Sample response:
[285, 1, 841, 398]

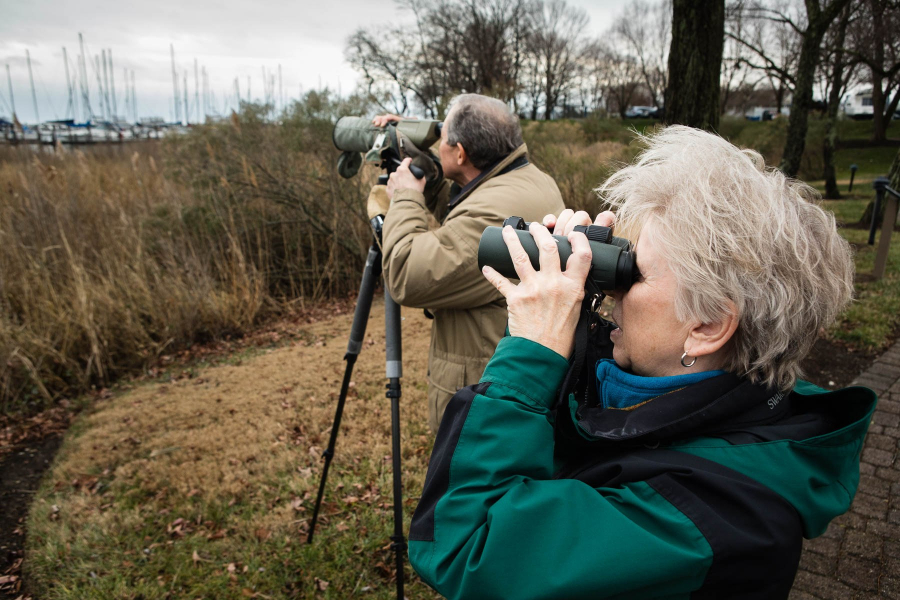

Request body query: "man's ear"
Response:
[684, 300, 739, 359]
[456, 143, 468, 167]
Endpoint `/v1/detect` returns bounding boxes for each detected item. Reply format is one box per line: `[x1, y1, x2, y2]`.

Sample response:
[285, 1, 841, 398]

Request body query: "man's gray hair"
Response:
[446, 94, 523, 170]
[598, 126, 854, 391]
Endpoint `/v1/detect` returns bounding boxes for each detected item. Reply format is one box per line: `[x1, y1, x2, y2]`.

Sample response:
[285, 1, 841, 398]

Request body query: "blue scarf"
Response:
[595, 359, 727, 410]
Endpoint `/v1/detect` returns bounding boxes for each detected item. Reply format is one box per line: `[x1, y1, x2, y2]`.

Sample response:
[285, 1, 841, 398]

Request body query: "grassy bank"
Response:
[25, 304, 439, 599]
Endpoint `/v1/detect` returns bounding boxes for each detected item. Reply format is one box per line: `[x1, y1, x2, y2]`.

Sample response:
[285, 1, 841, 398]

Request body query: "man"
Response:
[376, 93, 565, 432]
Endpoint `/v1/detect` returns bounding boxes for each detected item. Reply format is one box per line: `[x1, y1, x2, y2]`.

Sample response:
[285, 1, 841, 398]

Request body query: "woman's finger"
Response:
[594, 210, 616, 228]
[565, 230, 593, 285]
[563, 210, 592, 235]
[530, 221, 562, 275]
[553, 209, 574, 235]
[482, 265, 514, 298]
[502, 225, 537, 281]
[542, 213, 558, 230]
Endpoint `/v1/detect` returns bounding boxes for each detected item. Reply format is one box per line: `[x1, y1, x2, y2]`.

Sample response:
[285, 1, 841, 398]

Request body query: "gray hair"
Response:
[445, 94, 523, 170]
[598, 126, 854, 391]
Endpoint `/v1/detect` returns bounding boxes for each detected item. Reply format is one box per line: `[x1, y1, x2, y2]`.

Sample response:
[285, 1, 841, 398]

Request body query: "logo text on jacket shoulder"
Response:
[768, 392, 785, 410]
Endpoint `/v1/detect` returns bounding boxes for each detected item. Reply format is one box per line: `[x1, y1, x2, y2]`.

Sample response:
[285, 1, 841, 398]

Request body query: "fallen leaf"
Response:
[315, 578, 329, 591]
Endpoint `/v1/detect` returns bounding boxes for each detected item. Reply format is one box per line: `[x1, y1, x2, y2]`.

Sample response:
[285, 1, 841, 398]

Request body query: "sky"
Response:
[0, 0, 625, 124]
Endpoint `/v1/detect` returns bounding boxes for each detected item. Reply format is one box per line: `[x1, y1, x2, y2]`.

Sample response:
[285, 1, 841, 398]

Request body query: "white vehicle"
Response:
[842, 89, 874, 120]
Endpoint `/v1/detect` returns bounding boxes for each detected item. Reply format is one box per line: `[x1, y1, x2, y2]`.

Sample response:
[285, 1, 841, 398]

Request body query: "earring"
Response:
[681, 352, 696, 368]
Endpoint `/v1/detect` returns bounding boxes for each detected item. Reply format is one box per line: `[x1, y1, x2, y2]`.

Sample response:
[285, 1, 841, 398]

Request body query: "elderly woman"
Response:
[407, 126, 877, 599]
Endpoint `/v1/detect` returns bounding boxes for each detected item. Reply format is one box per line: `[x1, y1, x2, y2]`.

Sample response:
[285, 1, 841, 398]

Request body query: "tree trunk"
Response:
[823, 122, 840, 199]
[823, 5, 852, 199]
[780, 0, 850, 178]
[870, 3, 888, 143]
[872, 73, 887, 144]
[664, 0, 725, 131]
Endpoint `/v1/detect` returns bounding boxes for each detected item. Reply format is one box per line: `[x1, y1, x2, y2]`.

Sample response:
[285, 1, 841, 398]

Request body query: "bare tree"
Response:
[779, 0, 853, 177]
[721, 1, 767, 114]
[613, 0, 672, 108]
[726, 0, 804, 115]
[525, 0, 589, 119]
[345, 0, 535, 117]
[572, 41, 610, 116]
[847, 0, 900, 142]
[599, 42, 644, 118]
[821, 2, 859, 197]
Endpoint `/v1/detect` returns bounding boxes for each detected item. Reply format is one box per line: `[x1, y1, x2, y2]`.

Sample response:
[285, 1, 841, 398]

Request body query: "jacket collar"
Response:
[568, 372, 791, 446]
[447, 143, 530, 211]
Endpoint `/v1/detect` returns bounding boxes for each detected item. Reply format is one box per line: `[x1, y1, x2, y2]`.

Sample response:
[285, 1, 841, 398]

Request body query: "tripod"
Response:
[307, 213, 408, 599]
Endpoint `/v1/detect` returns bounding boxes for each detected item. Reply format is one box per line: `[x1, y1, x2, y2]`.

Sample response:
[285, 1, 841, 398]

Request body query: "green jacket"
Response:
[382, 145, 565, 432]
[409, 336, 877, 599]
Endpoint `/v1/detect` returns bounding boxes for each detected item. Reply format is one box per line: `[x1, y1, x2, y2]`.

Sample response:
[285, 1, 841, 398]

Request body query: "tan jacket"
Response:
[382, 144, 565, 432]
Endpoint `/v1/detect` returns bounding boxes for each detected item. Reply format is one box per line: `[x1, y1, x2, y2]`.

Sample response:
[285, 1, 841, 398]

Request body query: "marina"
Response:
[2, 33, 242, 146]
[1, 118, 188, 145]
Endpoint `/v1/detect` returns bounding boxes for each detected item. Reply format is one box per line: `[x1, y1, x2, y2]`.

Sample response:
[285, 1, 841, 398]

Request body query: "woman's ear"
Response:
[684, 300, 739, 359]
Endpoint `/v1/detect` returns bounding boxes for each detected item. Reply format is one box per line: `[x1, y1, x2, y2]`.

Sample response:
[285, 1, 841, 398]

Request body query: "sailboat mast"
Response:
[26, 49, 39, 123]
[194, 58, 199, 123]
[170, 44, 180, 123]
[109, 49, 117, 119]
[78, 33, 93, 121]
[63, 47, 75, 120]
[94, 55, 106, 120]
[5, 64, 16, 121]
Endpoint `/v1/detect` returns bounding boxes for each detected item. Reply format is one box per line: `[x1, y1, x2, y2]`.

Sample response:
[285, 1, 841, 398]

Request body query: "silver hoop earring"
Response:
[681, 352, 696, 368]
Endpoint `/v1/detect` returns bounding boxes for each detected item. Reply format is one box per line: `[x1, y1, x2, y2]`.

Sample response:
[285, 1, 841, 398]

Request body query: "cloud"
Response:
[0, 55, 41, 68]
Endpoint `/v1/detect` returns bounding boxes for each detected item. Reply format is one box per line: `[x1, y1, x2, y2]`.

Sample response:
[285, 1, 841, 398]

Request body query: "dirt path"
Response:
[0, 435, 62, 599]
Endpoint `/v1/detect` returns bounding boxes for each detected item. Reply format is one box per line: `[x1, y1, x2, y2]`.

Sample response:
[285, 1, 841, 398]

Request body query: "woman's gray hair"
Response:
[598, 126, 854, 391]
[446, 94, 523, 170]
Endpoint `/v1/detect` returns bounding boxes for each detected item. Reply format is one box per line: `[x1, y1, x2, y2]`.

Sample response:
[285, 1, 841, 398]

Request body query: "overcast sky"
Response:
[0, 0, 625, 124]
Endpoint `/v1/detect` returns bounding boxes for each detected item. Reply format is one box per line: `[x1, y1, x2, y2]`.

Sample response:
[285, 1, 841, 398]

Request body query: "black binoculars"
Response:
[477, 216, 639, 292]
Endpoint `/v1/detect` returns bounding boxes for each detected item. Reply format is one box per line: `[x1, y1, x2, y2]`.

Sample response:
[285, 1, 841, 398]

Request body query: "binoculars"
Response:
[332, 116, 442, 179]
[478, 217, 639, 292]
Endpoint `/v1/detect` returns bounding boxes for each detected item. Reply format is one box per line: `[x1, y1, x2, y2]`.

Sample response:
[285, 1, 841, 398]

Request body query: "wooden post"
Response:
[873, 176, 899, 280]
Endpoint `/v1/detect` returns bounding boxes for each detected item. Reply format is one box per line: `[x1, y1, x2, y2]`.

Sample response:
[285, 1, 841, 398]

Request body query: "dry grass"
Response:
[523, 120, 634, 214]
[26, 300, 441, 599]
[0, 94, 377, 416]
[0, 144, 272, 415]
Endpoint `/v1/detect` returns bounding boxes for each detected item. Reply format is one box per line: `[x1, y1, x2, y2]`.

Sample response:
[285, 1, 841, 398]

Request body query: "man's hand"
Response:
[372, 114, 404, 128]
[542, 208, 616, 234]
[387, 157, 426, 200]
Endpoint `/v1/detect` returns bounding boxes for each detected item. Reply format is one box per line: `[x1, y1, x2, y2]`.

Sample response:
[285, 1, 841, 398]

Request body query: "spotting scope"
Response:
[332, 116, 442, 180]
[478, 217, 639, 292]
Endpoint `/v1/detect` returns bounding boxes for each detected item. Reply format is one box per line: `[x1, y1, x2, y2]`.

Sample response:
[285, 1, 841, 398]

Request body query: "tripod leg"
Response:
[308, 245, 382, 543]
[384, 289, 406, 600]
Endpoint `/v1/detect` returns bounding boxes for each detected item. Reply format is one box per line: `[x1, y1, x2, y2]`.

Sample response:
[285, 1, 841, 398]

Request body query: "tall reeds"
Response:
[1, 94, 635, 415]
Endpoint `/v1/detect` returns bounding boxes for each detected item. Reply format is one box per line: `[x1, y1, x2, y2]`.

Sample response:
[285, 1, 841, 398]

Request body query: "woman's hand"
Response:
[543, 209, 616, 234]
[481, 222, 593, 359]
